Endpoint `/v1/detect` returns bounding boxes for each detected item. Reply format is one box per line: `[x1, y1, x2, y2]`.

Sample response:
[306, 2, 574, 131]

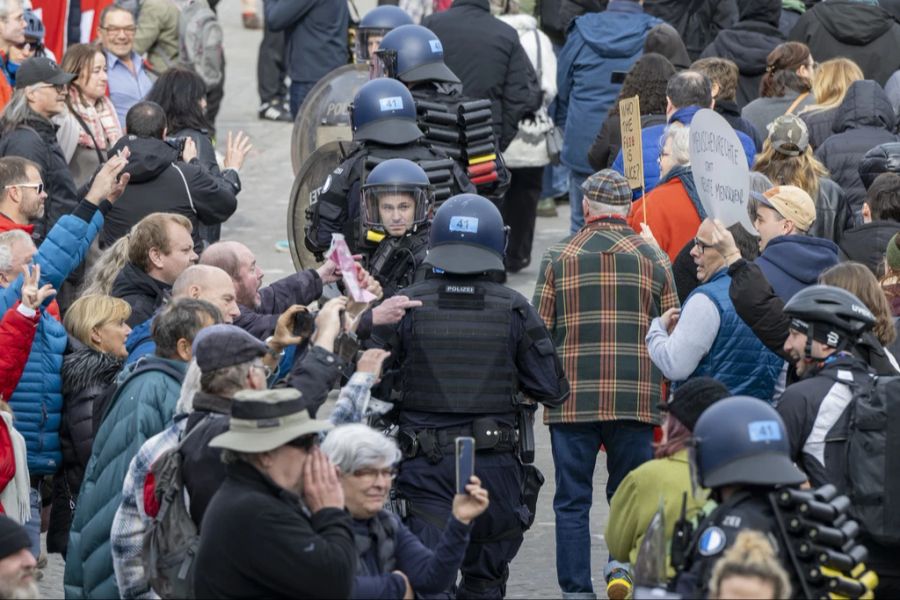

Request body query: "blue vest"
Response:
[683, 269, 783, 401]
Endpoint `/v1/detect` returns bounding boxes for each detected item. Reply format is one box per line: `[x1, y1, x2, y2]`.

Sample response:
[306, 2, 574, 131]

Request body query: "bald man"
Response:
[124, 265, 241, 364]
[199, 241, 340, 339]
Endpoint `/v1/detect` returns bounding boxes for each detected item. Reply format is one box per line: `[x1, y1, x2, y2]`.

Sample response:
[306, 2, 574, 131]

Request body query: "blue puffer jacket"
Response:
[612, 106, 757, 197]
[123, 315, 154, 365]
[756, 235, 839, 301]
[555, 1, 662, 176]
[0, 204, 104, 475]
[64, 356, 186, 599]
[683, 269, 783, 401]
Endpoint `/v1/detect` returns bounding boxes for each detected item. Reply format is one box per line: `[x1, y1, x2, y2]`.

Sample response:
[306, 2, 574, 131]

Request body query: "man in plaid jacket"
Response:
[533, 169, 679, 599]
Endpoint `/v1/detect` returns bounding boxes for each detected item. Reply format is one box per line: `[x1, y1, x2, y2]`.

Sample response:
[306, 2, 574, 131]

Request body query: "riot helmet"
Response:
[426, 193, 507, 274]
[692, 396, 806, 489]
[361, 159, 433, 239]
[355, 6, 414, 63]
[371, 24, 460, 84]
[350, 78, 423, 145]
[858, 142, 900, 190]
[783, 284, 876, 358]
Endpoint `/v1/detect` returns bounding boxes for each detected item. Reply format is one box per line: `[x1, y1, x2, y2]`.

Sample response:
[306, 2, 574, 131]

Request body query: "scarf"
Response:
[68, 87, 123, 151]
[0, 412, 30, 525]
[663, 164, 707, 220]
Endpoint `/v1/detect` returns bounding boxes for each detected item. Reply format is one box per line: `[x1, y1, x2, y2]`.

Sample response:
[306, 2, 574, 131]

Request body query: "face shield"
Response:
[361, 183, 433, 239]
[355, 27, 391, 63]
[369, 49, 399, 80]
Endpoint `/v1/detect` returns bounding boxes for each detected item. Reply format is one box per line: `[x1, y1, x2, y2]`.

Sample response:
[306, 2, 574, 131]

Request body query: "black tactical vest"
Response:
[401, 278, 518, 413]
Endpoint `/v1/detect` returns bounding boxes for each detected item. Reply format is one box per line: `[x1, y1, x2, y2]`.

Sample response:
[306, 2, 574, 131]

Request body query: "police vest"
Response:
[401, 278, 518, 413]
[368, 228, 430, 298]
[682, 269, 784, 400]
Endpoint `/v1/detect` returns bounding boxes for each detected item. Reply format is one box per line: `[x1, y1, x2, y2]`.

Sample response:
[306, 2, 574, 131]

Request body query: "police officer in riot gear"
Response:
[673, 396, 808, 597]
[362, 158, 433, 298]
[354, 5, 414, 64]
[374, 24, 511, 202]
[304, 77, 473, 260]
[379, 193, 569, 598]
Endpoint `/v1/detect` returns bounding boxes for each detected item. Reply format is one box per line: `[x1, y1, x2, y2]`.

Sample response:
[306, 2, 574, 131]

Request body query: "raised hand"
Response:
[223, 131, 253, 171]
[20, 264, 55, 310]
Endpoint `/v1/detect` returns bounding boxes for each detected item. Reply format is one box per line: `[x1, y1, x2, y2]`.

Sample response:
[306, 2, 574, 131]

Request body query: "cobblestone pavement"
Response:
[39, 2, 612, 596]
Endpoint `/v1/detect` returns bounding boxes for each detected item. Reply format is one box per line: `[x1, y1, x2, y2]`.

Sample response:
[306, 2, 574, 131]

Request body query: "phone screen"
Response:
[455, 436, 475, 495]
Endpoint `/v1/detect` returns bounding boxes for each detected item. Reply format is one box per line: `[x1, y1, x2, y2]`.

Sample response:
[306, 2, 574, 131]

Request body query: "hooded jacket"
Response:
[789, 0, 900, 86]
[612, 105, 757, 195]
[800, 106, 839, 149]
[838, 220, 900, 275]
[48, 341, 123, 556]
[815, 80, 899, 219]
[555, 1, 662, 175]
[756, 234, 840, 301]
[110, 262, 171, 328]
[643, 0, 738, 59]
[424, 0, 542, 151]
[99, 135, 238, 251]
[700, 0, 786, 108]
[643, 23, 690, 70]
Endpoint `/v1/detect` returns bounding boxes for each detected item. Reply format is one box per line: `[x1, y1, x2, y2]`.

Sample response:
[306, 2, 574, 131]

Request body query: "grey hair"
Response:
[1, 89, 39, 133]
[584, 199, 630, 217]
[200, 362, 252, 397]
[0, 229, 32, 273]
[0, 0, 20, 22]
[321, 423, 401, 474]
[175, 359, 202, 416]
[662, 124, 691, 166]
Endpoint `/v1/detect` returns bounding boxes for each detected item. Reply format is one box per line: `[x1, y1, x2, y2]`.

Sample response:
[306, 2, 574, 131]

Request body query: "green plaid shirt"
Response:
[533, 217, 679, 425]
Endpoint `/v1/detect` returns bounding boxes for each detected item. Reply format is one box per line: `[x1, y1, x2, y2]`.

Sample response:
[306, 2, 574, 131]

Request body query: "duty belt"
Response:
[397, 418, 518, 463]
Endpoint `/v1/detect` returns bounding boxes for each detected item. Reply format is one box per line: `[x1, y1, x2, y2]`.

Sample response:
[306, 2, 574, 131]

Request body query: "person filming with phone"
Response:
[322, 424, 489, 599]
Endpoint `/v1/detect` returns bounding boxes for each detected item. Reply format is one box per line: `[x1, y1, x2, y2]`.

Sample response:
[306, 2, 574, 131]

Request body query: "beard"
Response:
[0, 574, 40, 599]
[21, 198, 44, 222]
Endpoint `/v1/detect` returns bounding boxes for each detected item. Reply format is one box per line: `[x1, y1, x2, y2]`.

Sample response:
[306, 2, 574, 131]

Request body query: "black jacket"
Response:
[110, 262, 172, 328]
[0, 115, 82, 241]
[715, 100, 763, 150]
[587, 112, 666, 172]
[47, 341, 123, 555]
[193, 461, 356, 599]
[99, 136, 238, 250]
[423, 0, 541, 151]
[815, 80, 899, 220]
[789, 0, 900, 86]
[810, 177, 853, 244]
[701, 0, 785, 108]
[727, 258, 899, 375]
[235, 269, 323, 340]
[644, 0, 738, 59]
[800, 106, 839, 149]
[838, 220, 900, 275]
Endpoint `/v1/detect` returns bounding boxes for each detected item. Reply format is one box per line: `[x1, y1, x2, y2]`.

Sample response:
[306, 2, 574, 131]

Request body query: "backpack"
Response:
[176, 0, 224, 88]
[142, 417, 208, 599]
[846, 375, 900, 546]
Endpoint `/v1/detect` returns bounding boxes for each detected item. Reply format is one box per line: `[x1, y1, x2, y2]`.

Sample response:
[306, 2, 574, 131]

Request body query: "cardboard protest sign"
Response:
[688, 109, 756, 234]
[619, 96, 644, 191]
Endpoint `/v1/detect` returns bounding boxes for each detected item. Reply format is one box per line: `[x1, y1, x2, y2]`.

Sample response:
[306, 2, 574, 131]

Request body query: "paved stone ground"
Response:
[39, 2, 612, 596]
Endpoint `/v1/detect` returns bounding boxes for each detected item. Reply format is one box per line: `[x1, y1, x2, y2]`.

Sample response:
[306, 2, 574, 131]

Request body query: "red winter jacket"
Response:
[0, 303, 41, 402]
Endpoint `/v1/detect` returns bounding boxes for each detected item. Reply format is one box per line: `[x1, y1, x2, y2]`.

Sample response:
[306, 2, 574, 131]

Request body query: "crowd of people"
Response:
[0, 0, 898, 599]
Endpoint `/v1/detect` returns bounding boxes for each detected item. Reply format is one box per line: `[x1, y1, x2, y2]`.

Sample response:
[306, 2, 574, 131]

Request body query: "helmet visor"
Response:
[362, 184, 433, 237]
[370, 49, 398, 80]
[355, 28, 390, 63]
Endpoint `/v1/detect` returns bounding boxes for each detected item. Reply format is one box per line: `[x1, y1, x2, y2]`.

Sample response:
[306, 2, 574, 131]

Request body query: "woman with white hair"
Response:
[322, 424, 490, 599]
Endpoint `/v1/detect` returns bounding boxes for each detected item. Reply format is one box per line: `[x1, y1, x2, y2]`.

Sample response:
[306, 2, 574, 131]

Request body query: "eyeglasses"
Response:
[4, 182, 43, 195]
[33, 84, 66, 93]
[351, 467, 398, 483]
[250, 362, 273, 379]
[286, 434, 321, 451]
[101, 26, 137, 35]
[693, 238, 714, 254]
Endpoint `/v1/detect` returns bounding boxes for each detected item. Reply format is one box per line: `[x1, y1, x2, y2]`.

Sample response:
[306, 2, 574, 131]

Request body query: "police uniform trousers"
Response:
[397, 450, 528, 599]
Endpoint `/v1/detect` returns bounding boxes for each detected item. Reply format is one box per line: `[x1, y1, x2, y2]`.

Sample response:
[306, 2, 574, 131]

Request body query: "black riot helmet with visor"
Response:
[361, 158, 433, 242]
[355, 6, 414, 63]
[370, 24, 460, 84]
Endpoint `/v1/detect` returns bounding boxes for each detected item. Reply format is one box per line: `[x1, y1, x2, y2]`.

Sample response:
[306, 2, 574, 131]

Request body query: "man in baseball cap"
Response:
[753, 185, 839, 300]
[0, 515, 37, 599]
[15, 56, 75, 89]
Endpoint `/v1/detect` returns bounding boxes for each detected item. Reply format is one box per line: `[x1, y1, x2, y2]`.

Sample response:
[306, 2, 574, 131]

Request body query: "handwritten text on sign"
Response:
[688, 109, 755, 233]
[619, 96, 643, 190]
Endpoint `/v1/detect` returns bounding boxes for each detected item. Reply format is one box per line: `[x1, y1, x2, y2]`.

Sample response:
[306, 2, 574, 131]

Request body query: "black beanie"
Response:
[665, 377, 730, 431]
[0, 516, 31, 560]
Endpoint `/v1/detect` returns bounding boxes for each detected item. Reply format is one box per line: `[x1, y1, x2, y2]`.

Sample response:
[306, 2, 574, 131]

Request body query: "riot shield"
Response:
[291, 63, 369, 176]
[633, 503, 668, 589]
[287, 140, 355, 271]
